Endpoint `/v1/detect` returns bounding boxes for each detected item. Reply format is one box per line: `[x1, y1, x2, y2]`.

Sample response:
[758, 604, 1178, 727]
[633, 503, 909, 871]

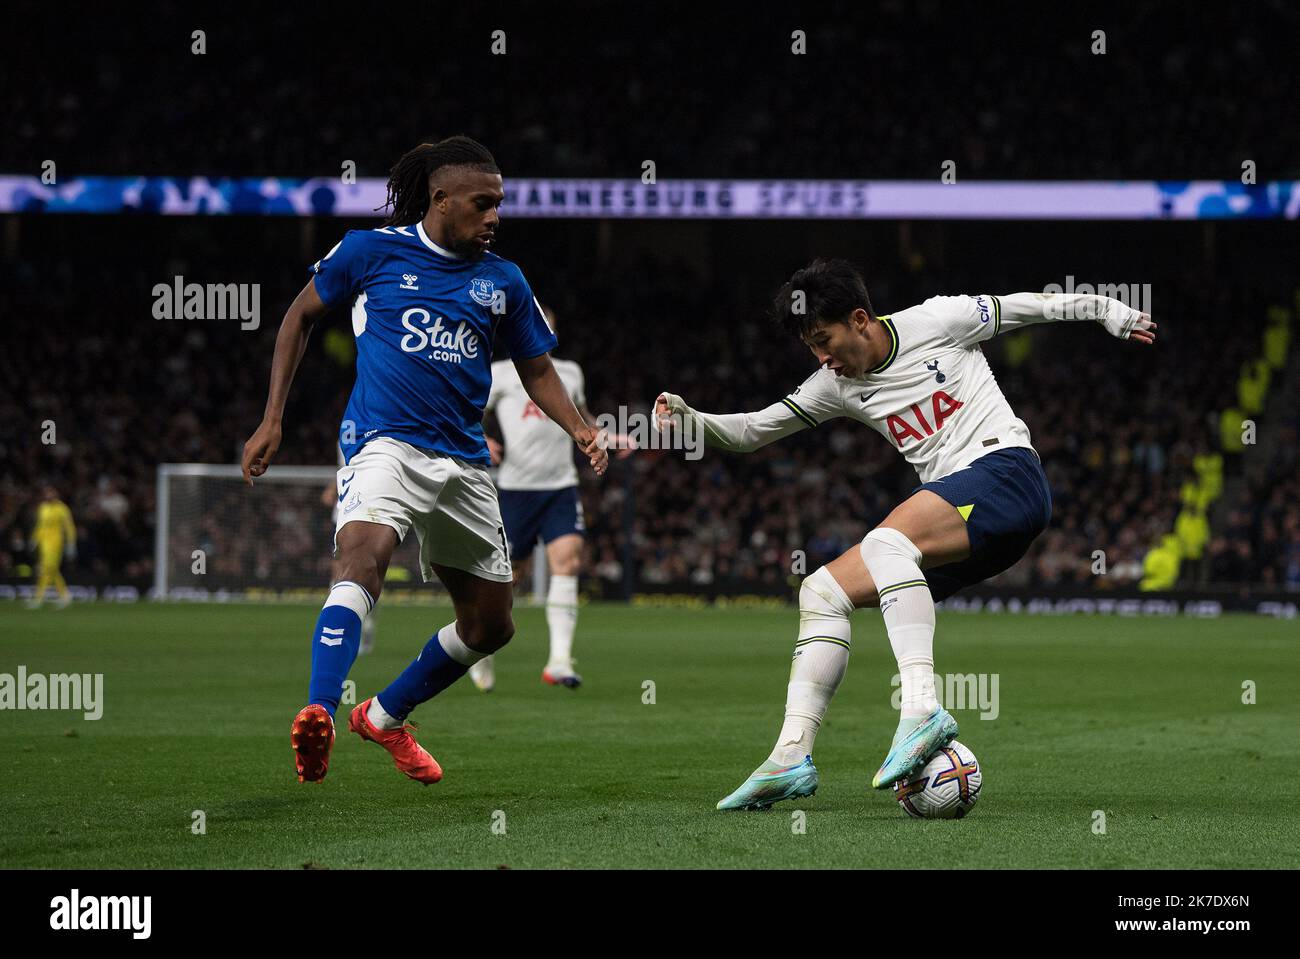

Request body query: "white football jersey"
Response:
[689, 293, 1142, 484]
[487, 357, 586, 490]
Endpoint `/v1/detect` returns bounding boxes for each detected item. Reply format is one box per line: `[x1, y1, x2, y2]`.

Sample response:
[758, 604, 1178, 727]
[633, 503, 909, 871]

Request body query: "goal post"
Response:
[153, 463, 542, 603]
[154, 463, 431, 601]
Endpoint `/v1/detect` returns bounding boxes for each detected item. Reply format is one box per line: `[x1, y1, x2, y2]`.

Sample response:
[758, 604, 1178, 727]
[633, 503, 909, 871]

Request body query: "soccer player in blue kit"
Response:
[242, 137, 608, 784]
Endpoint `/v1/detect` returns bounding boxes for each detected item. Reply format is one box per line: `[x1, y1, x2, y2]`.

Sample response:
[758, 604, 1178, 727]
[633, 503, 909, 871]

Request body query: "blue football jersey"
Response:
[309, 221, 557, 465]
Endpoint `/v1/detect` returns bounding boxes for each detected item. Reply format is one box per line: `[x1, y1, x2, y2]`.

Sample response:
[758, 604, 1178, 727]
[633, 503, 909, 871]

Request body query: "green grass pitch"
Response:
[3, 602, 1297, 869]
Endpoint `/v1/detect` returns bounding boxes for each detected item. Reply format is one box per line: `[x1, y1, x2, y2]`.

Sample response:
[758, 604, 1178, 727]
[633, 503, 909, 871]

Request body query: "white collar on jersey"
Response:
[416, 221, 464, 260]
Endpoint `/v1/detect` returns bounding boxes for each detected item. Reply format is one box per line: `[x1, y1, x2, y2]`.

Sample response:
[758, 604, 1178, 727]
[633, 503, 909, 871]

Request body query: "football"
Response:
[892, 741, 982, 819]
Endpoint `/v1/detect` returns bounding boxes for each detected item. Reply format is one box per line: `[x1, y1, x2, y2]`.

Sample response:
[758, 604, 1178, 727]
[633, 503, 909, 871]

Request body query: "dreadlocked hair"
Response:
[380, 136, 499, 227]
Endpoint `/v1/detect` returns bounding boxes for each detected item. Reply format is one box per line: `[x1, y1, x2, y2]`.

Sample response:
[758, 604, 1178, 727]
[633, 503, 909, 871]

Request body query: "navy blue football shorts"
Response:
[912, 447, 1052, 602]
[497, 486, 585, 562]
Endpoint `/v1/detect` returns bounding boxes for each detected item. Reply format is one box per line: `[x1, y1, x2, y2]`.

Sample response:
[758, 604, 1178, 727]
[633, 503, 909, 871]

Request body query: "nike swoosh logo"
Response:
[337, 473, 354, 502]
[860, 389, 881, 404]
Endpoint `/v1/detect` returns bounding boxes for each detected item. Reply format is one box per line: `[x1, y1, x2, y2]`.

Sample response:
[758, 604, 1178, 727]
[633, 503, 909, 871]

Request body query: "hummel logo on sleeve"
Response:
[320, 627, 345, 647]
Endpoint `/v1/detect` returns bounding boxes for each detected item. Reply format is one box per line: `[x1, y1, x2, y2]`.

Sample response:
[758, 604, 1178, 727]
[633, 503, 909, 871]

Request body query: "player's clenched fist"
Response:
[241, 418, 282, 485]
[653, 392, 691, 433]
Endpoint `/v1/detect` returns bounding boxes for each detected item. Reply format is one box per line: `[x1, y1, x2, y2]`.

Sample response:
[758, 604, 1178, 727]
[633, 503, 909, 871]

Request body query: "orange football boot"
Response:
[542, 666, 582, 688]
[291, 704, 335, 783]
[348, 697, 443, 784]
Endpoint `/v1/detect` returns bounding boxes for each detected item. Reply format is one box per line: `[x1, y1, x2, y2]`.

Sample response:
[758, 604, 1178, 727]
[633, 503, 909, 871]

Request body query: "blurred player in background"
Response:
[321, 447, 377, 654]
[470, 305, 635, 692]
[27, 485, 76, 609]
[655, 259, 1155, 810]
[242, 136, 607, 785]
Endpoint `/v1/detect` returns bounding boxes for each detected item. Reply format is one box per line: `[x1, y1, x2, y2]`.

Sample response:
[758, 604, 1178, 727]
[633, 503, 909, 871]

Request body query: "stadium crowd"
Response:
[4, 2, 1298, 181]
[1207, 414, 1300, 591]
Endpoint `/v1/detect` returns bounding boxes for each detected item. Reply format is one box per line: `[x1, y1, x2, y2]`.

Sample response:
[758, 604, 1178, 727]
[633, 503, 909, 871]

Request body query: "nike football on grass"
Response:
[348, 698, 443, 784]
[871, 706, 959, 788]
[716, 756, 819, 811]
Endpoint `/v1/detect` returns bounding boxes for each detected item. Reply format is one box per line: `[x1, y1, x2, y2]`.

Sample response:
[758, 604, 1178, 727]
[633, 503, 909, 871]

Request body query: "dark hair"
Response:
[380, 136, 499, 226]
[771, 258, 875, 340]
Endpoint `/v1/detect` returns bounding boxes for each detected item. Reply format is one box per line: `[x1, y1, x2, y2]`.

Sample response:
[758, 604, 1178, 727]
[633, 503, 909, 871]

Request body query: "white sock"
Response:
[436, 620, 484, 666]
[367, 696, 401, 730]
[769, 567, 854, 766]
[545, 574, 579, 671]
[861, 527, 937, 720]
[325, 579, 373, 621]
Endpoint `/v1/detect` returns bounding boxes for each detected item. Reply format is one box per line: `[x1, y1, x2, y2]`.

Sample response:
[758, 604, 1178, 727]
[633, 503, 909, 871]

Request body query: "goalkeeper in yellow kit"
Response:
[29, 485, 76, 608]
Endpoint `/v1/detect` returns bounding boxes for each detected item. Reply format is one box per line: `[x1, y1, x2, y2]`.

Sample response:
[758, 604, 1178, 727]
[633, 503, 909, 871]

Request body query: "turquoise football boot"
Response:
[716, 756, 819, 811]
[871, 706, 959, 788]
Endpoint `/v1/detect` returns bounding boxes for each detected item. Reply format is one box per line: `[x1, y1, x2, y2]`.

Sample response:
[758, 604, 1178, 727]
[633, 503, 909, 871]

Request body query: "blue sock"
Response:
[376, 622, 473, 722]
[307, 581, 374, 715]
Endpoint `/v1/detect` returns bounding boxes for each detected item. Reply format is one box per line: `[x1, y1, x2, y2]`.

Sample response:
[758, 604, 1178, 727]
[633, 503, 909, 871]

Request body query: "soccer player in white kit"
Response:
[469, 306, 634, 691]
[653, 259, 1156, 810]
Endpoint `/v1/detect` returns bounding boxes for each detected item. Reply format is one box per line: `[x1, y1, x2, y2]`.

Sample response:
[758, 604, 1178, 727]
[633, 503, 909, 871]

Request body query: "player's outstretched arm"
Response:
[241, 279, 331, 485]
[514, 353, 608, 476]
[961, 292, 1156, 346]
[1011, 292, 1155, 344]
[653, 391, 813, 454]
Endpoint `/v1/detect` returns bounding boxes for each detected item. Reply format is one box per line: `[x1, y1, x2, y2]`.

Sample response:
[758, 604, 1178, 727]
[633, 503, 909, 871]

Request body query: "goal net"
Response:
[153, 463, 442, 602]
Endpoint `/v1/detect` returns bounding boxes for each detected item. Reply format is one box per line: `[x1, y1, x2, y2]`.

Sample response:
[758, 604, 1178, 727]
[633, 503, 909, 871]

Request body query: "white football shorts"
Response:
[333, 437, 513, 583]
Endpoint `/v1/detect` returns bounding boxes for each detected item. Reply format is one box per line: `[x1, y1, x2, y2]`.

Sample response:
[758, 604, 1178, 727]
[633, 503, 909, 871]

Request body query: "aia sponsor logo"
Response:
[886, 390, 963, 447]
